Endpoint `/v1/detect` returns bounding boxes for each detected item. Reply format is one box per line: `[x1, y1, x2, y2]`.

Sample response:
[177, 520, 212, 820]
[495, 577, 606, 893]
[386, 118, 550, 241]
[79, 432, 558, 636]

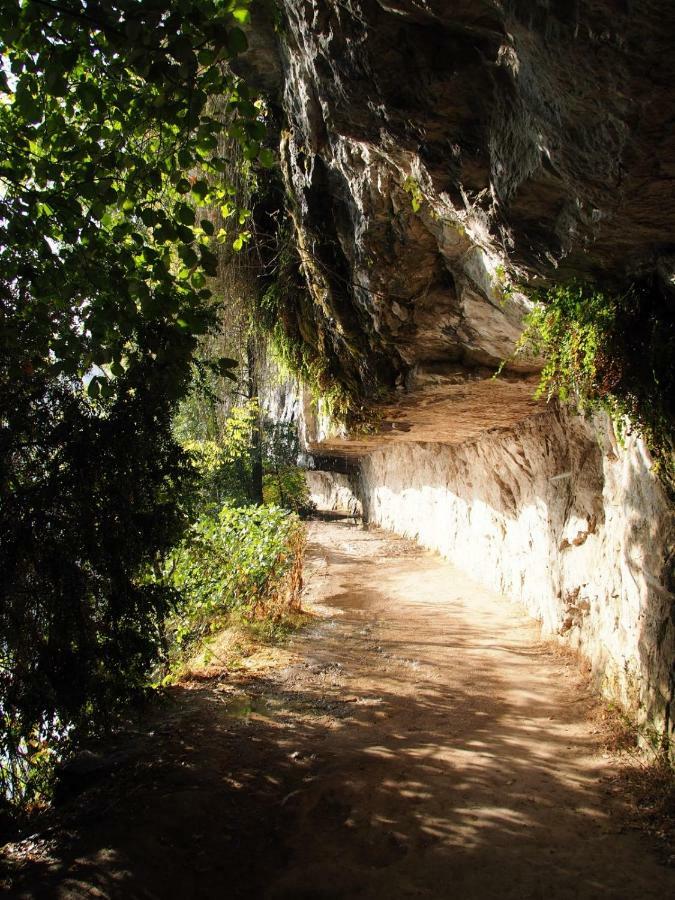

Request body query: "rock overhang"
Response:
[235, 0, 675, 453]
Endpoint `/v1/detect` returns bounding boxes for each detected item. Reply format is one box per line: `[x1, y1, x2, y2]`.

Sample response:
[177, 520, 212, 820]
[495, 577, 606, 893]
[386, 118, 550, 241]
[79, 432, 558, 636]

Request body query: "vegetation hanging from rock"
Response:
[512, 280, 675, 491]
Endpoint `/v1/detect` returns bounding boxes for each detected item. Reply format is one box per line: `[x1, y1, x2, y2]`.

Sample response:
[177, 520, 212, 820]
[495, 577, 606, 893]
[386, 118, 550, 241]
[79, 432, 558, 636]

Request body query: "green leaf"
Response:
[14, 78, 42, 124]
[179, 244, 199, 267]
[246, 120, 267, 141]
[175, 202, 195, 226]
[99, 379, 114, 399]
[191, 180, 209, 201]
[86, 377, 101, 399]
[227, 27, 248, 55]
[198, 48, 216, 66]
[177, 147, 192, 169]
[140, 208, 156, 227]
[176, 223, 194, 244]
[238, 100, 258, 119]
[44, 61, 68, 97]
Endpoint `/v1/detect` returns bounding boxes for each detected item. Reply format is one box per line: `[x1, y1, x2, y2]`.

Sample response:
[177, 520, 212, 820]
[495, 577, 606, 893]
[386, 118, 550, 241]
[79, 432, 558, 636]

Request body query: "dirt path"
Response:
[5, 520, 674, 899]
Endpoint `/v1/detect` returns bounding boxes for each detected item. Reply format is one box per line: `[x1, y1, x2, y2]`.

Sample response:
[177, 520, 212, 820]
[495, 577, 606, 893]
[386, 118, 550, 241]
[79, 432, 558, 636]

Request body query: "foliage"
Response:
[256, 253, 357, 424]
[0, 0, 270, 397]
[180, 400, 262, 511]
[402, 175, 423, 213]
[165, 504, 305, 655]
[0, 369, 193, 812]
[260, 418, 313, 513]
[0, 0, 276, 815]
[179, 399, 313, 515]
[512, 280, 675, 489]
[263, 466, 313, 513]
[517, 283, 618, 406]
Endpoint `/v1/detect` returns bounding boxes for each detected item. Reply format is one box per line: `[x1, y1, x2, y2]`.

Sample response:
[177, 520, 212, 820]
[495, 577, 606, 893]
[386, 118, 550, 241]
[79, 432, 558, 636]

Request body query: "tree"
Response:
[0, 0, 273, 810]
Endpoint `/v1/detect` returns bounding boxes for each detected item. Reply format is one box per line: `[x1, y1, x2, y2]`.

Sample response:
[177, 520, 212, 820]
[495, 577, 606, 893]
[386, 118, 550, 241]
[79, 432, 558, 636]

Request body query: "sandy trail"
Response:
[6, 519, 673, 899]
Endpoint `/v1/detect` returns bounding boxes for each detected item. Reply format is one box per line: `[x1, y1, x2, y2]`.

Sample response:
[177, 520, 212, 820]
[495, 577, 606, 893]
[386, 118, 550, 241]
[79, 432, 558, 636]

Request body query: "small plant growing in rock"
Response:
[402, 176, 424, 213]
[518, 282, 618, 407]
[507, 280, 675, 493]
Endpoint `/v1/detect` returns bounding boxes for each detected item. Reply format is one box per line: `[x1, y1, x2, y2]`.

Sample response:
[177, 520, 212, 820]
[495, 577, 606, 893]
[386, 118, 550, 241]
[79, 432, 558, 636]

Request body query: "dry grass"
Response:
[539, 637, 674, 866]
[594, 703, 674, 866]
[176, 607, 312, 683]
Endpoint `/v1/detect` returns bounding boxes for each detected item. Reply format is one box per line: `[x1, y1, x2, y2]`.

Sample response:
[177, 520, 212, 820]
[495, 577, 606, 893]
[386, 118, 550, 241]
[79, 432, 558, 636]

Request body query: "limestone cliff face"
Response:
[360, 411, 674, 737]
[306, 409, 674, 740]
[239, 3, 675, 738]
[269, 0, 675, 406]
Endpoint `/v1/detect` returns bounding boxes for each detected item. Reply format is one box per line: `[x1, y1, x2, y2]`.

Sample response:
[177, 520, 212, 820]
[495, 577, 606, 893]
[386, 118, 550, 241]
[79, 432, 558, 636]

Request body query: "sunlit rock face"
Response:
[359, 409, 674, 740]
[304, 405, 675, 741]
[240, 3, 675, 737]
[305, 470, 363, 517]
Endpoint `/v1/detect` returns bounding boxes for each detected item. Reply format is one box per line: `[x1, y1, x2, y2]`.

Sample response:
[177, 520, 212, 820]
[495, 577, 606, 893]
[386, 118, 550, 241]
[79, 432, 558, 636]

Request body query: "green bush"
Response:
[0, 371, 192, 815]
[520, 282, 618, 407]
[263, 466, 314, 513]
[165, 504, 305, 654]
[180, 401, 263, 513]
[513, 280, 674, 490]
[0, 0, 259, 820]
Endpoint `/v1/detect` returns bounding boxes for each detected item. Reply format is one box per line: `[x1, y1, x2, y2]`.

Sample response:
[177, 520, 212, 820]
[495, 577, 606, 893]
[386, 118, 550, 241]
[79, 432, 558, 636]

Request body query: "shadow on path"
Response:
[5, 520, 673, 899]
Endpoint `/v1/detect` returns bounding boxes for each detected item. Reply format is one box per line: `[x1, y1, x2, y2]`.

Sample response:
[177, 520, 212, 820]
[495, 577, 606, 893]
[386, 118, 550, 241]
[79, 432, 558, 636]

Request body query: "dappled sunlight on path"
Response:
[5, 521, 673, 899]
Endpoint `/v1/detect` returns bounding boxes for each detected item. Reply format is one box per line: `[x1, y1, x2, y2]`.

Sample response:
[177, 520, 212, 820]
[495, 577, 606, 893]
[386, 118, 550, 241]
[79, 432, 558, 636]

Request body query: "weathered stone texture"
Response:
[306, 470, 363, 517]
[241, 1, 675, 738]
[272, 0, 675, 402]
[357, 408, 674, 739]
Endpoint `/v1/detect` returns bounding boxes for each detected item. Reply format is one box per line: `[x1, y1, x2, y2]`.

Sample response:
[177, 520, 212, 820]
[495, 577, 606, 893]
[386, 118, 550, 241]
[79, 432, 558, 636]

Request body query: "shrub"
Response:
[0, 372, 192, 815]
[263, 466, 314, 514]
[180, 402, 263, 513]
[0, 0, 260, 820]
[520, 283, 618, 406]
[165, 504, 305, 655]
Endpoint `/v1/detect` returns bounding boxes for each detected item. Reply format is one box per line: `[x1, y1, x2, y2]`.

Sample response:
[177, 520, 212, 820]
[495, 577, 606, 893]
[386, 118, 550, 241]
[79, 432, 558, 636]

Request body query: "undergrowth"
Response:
[160, 503, 305, 678]
[263, 464, 313, 513]
[596, 703, 674, 865]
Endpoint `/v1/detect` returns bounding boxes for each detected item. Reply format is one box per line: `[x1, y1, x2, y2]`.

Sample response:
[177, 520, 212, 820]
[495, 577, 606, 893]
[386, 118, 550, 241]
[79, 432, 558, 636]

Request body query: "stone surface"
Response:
[320, 407, 673, 742]
[305, 371, 546, 457]
[262, 0, 675, 406]
[240, 3, 675, 739]
[306, 470, 363, 516]
[304, 407, 674, 741]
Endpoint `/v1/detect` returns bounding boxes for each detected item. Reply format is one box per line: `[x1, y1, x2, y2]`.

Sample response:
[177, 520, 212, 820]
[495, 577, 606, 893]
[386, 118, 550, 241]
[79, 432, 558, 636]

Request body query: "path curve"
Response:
[6, 520, 673, 899]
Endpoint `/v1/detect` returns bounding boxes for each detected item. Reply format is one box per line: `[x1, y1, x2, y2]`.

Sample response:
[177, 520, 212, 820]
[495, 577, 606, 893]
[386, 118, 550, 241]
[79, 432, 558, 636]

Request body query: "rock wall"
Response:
[267, 0, 675, 406]
[354, 408, 674, 739]
[306, 470, 362, 517]
[238, 2, 675, 744]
